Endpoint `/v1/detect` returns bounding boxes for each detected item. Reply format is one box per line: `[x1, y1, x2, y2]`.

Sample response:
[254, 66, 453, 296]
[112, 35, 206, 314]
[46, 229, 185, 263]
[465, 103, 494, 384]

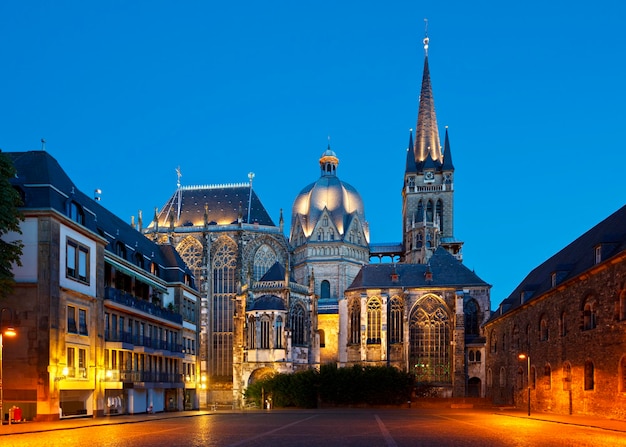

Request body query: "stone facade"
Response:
[485, 205, 626, 420]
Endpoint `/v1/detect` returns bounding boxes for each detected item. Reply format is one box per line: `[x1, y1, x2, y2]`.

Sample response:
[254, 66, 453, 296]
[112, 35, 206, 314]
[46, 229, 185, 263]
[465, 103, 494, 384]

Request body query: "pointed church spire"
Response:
[414, 22, 442, 165]
[405, 129, 417, 173]
[442, 126, 454, 171]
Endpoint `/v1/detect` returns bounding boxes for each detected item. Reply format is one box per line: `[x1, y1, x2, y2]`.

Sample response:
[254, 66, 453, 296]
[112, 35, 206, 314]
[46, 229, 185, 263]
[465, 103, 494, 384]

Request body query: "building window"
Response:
[319, 329, 325, 348]
[275, 316, 283, 349]
[348, 299, 360, 345]
[584, 360, 595, 390]
[291, 304, 306, 346]
[410, 295, 450, 383]
[469, 351, 475, 362]
[67, 346, 88, 379]
[259, 315, 270, 349]
[248, 316, 256, 348]
[212, 239, 237, 378]
[408, 176, 415, 190]
[253, 245, 276, 282]
[475, 350, 481, 362]
[560, 311, 567, 337]
[78, 308, 88, 335]
[490, 329, 497, 353]
[115, 241, 126, 259]
[499, 367, 506, 388]
[464, 299, 479, 336]
[595, 246, 602, 264]
[516, 367, 524, 390]
[320, 280, 330, 299]
[544, 364, 552, 390]
[389, 297, 403, 344]
[366, 298, 381, 344]
[563, 362, 572, 391]
[513, 325, 520, 350]
[583, 300, 597, 330]
[487, 368, 493, 388]
[67, 306, 77, 333]
[68, 201, 85, 225]
[540, 316, 549, 341]
[66, 238, 89, 284]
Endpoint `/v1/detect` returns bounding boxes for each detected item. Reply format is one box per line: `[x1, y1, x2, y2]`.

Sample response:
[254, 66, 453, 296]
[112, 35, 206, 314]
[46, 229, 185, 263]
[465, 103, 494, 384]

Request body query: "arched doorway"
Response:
[468, 377, 481, 397]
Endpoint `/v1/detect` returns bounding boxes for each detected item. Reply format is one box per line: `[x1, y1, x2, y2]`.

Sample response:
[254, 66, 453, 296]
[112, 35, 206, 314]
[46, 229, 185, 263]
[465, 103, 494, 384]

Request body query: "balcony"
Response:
[105, 287, 183, 324]
[104, 330, 183, 354]
[104, 369, 184, 384]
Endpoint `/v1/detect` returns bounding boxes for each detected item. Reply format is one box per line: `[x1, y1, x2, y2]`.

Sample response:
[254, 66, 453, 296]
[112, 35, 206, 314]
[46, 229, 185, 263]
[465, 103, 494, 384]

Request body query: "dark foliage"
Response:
[244, 364, 413, 408]
[0, 151, 23, 300]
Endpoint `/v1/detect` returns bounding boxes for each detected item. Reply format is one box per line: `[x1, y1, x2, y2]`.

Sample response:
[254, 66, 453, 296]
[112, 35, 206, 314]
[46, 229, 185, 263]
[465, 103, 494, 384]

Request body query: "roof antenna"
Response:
[41, 138, 46, 150]
[423, 18, 429, 56]
[247, 172, 255, 224]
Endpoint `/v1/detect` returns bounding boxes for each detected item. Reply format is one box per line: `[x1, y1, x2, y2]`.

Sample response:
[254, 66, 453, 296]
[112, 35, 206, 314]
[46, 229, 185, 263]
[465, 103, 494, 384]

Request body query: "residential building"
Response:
[2, 151, 200, 421]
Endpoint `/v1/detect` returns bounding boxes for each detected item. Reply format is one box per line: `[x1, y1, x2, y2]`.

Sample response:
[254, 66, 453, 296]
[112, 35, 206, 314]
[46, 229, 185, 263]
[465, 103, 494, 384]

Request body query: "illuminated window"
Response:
[389, 297, 403, 344]
[410, 295, 450, 383]
[212, 238, 236, 377]
[584, 360, 595, 390]
[348, 299, 360, 345]
[67, 238, 89, 284]
[366, 298, 381, 344]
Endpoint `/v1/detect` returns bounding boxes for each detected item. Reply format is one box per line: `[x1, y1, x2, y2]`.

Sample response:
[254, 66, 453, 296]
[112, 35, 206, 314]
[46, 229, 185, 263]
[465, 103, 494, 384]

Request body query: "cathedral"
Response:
[143, 32, 491, 406]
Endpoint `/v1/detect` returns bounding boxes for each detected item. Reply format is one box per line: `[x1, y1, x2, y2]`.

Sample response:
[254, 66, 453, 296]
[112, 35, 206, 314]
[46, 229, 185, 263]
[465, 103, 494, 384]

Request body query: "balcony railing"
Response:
[104, 369, 184, 384]
[104, 330, 183, 353]
[105, 287, 183, 324]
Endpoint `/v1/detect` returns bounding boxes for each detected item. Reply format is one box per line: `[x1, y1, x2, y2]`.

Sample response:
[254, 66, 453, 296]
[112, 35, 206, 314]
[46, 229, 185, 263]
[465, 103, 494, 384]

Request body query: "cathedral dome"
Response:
[291, 147, 367, 239]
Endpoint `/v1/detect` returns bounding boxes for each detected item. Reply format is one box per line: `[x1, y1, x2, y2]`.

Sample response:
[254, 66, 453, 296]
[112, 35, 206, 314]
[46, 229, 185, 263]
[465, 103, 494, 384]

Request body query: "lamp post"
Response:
[518, 353, 530, 416]
[1, 308, 17, 425]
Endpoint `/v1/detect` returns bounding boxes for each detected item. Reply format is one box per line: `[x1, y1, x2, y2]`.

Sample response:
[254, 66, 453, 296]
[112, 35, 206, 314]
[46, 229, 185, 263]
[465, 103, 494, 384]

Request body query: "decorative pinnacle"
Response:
[176, 166, 182, 188]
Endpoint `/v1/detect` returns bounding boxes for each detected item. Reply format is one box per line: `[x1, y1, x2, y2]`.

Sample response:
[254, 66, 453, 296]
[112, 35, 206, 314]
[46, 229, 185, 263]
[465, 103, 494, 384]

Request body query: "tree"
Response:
[0, 150, 23, 299]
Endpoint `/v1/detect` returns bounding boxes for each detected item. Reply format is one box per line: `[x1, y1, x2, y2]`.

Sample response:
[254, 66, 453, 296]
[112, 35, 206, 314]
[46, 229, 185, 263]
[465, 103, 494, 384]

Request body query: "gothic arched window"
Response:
[389, 297, 403, 344]
[464, 299, 479, 336]
[584, 360, 595, 390]
[540, 315, 549, 341]
[436, 199, 443, 228]
[212, 238, 237, 377]
[426, 200, 434, 223]
[275, 316, 283, 349]
[410, 295, 451, 383]
[291, 304, 306, 346]
[177, 236, 204, 281]
[349, 299, 360, 345]
[366, 298, 381, 344]
[260, 315, 271, 349]
[320, 280, 330, 299]
[583, 298, 597, 330]
[247, 315, 256, 349]
[253, 244, 276, 281]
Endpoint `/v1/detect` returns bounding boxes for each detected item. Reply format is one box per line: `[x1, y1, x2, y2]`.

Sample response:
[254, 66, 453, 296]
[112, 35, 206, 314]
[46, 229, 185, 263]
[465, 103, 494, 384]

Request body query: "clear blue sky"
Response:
[2, 1, 625, 309]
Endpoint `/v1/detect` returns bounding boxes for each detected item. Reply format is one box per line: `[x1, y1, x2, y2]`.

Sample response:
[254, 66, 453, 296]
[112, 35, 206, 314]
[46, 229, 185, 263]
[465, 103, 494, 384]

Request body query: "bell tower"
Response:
[402, 29, 462, 264]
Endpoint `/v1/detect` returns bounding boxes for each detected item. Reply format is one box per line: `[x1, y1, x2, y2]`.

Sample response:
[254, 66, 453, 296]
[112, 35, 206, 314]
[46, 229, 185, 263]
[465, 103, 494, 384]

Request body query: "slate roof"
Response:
[248, 294, 286, 311]
[260, 261, 285, 282]
[7, 150, 195, 288]
[347, 246, 489, 290]
[489, 204, 626, 322]
[153, 184, 275, 228]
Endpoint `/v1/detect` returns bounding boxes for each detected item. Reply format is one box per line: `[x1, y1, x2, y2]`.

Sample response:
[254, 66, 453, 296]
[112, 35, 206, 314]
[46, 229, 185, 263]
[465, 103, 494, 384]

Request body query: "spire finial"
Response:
[41, 138, 46, 150]
[423, 18, 429, 55]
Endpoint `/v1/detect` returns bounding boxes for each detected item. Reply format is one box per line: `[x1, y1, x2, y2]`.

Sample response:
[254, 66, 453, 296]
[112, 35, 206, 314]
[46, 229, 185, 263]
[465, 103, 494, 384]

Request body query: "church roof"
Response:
[249, 294, 286, 311]
[347, 247, 488, 290]
[260, 261, 285, 281]
[152, 184, 275, 228]
[291, 148, 367, 239]
[413, 41, 442, 165]
[7, 150, 195, 287]
[442, 127, 454, 171]
[490, 204, 626, 322]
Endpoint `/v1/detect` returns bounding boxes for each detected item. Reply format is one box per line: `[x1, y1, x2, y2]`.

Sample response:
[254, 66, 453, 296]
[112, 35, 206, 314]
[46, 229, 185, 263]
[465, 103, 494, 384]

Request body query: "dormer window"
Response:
[551, 273, 557, 288]
[594, 246, 602, 264]
[68, 201, 85, 225]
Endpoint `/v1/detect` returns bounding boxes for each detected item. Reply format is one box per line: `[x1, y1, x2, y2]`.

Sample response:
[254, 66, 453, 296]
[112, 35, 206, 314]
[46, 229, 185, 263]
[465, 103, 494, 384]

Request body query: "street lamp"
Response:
[1, 308, 17, 425]
[518, 353, 530, 416]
